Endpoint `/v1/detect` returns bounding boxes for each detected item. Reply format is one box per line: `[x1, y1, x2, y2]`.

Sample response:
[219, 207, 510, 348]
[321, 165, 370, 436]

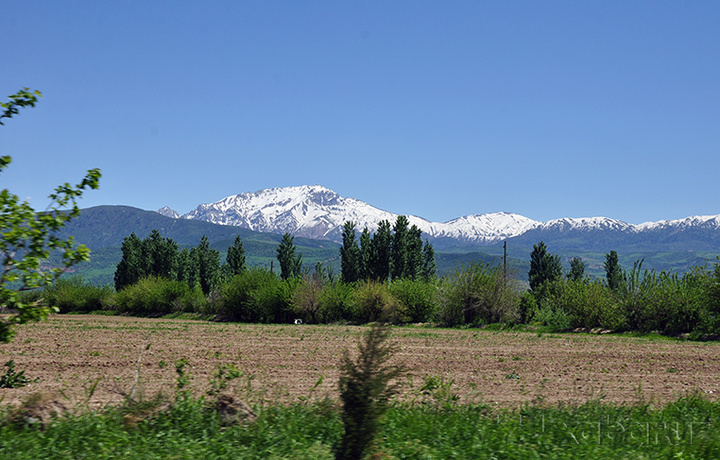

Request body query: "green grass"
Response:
[2, 394, 720, 459]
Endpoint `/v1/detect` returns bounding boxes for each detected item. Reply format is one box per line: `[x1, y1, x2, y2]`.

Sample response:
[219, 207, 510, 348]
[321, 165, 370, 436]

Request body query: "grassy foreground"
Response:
[1, 394, 720, 459]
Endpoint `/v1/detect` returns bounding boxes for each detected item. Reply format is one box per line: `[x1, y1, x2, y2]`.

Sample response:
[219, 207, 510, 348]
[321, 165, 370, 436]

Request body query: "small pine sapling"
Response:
[335, 323, 405, 460]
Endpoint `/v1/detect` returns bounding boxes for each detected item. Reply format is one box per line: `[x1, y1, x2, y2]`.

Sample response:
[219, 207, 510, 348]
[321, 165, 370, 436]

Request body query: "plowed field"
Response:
[2, 315, 719, 408]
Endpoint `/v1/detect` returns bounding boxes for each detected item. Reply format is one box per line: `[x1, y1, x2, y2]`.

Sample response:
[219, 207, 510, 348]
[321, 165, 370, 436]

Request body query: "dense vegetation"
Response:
[3, 384, 720, 458]
[38, 224, 720, 339]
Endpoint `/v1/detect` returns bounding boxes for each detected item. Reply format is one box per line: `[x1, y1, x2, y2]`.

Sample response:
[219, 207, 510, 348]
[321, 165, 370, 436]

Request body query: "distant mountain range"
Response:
[162, 185, 720, 254]
[56, 185, 720, 285]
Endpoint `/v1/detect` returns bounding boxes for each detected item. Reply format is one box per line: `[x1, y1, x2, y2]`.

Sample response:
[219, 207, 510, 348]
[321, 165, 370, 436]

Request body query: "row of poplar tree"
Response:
[114, 230, 247, 294]
[339, 215, 436, 283]
[114, 215, 437, 295]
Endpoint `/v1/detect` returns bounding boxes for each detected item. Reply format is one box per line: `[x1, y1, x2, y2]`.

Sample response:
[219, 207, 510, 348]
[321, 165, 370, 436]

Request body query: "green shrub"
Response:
[336, 323, 404, 459]
[437, 263, 520, 326]
[389, 279, 438, 323]
[293, 276, 326, 323]
[318, 281, 355, 323]
[351, 280, 397, 323]
[0, 360, 36, 388]
[541, 279, 623, 330]
[43, 276, 114, 313]
[212, 268, 293, 323]
[112, 277, 204, 315]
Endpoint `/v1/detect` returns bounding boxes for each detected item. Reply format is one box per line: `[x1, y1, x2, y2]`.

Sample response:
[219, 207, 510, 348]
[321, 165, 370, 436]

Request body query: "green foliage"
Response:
[351, 280, 397, 323]
[211, 267, 293, 322]
[390, 215, 409, 280]
[114, 231, 178, 291]
[340, 222, 361, 283]
[292, 275, 326, 323]
[438, 262, 520, 326]
[368, 219, 392, 282]
[537, 279, 622, 331]
[112, 276, 205, 315]
[225, 235, 246, 276]
[0, 360, 35, 388]
[405, 225, 424, 280]
[567, 256, 586, 281]
[618, 262, 713, 335]
[0, 88, 101, 342]
[389, 278, 438, 323]
[191, 235, 220, 295]
[3, 395, 720, 458]
[528, 241, 562, 293]
[276, 232, 303, 280]
[317, 281, 355, 323]
[422, 239, 436, 281]
[43, 276, 113, 313]
[207, 363, 243, 397]
[0, 87, 42, 124]
[336, 323, 404, 460]
[341, 217, 436, 284]
[604, 250, 623, 291]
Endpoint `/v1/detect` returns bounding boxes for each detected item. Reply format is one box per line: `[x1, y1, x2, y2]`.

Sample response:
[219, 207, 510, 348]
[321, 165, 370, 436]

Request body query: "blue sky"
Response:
[2, 1, 719, 224]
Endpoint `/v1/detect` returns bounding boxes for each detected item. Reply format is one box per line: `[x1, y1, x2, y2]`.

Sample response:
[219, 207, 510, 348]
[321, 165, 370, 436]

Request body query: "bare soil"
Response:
[1, 315, 719, 409]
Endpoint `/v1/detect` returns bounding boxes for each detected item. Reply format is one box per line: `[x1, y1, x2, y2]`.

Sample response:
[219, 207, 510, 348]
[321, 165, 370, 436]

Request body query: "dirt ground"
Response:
[1, 315, 719, 409]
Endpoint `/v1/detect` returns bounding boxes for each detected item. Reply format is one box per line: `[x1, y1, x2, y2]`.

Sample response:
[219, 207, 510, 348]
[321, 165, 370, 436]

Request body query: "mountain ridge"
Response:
[169, 185, 720, 246]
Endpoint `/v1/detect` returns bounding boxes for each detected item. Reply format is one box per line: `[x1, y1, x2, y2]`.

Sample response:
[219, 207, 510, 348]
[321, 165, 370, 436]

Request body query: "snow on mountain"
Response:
[176, 185, 720, 245]
[538, 217, 636, 233]
[157, 206, 180, 219]
[431, 213, 540, 242]
[182, 185, 402, 240]
[636, 215, 720, 231]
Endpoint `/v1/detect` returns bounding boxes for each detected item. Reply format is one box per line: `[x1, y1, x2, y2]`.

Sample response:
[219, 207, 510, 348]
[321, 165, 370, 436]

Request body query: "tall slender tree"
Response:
[226, 235, 246, 276]
[176, 247, 196, 287]
[114, 230, 178, 290]
[399, 225, 420, 280]
[421, 239, 436, 281]
[143, 229, 178, 280]
[528, 241, 562, 292]
[192, 235, 221, 294]
[340, 222, 361, 283]
[114, 233, 145, 291]
[604, 250, 623, 290]
[359, 227, 372, 281]
[277, 232, 303, 280]
[567, 257, 586, 281]
[390, 216, 410, 280]
[370, 220, 392, 282]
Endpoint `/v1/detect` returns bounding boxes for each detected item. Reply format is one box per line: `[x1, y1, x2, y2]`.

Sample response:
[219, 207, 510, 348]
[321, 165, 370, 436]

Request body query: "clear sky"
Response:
[2, 1, 719, 224]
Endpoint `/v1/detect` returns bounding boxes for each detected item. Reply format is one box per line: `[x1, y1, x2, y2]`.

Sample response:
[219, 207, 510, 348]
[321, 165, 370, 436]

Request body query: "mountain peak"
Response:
[157, 206, 180, 219]
[178, 185, 720, 246]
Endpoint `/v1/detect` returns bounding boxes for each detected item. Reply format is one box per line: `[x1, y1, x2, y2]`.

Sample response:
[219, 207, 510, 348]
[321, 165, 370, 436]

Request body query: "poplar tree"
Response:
[114, 233, 145, 291]
[604, 250, 623, 291]
[359, 227, 372, 281]
[192, 235, 220, 294]
[567, 257, 586, 281]
[226, 235, 246, 276]
[340, 222, 361, 282]
[390, 216, 409, 280]
[276, 233, 302, 280]
[405, 225, 424, 280]
[528, 241, 562, 292]
[422, 240, 436, 281]
[370, 220, 392, 282]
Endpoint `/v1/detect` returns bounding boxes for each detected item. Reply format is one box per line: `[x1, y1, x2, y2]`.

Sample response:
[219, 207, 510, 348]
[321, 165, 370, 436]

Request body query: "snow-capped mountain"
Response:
[175, 185, 541, 243]
[163, 185, 720, 247]
[157, 206, 180, 219]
